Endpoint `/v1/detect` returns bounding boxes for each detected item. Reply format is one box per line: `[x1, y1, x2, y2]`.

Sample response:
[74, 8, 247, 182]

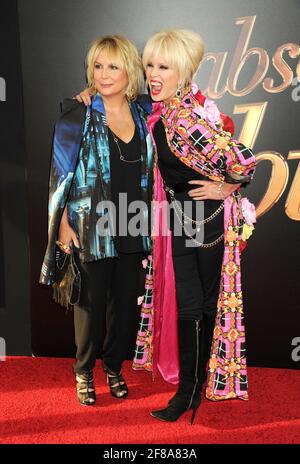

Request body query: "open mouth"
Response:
[150, 81, 163, 96]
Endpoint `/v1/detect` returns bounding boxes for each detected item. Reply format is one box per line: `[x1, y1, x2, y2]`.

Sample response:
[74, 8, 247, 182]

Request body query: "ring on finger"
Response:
[56, 240, 70, 251]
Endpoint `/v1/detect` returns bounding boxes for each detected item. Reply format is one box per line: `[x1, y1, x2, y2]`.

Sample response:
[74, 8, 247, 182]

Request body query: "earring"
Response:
[126, 88, 134, 101]
[176, 85, 183, 98]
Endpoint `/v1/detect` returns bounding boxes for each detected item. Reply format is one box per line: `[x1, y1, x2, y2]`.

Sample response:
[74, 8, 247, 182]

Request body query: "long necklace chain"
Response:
[165, 186, 224, 248]
[109, 128, 141, 163]
[165, 185, 224, 226]
[172, 202, 224, 248]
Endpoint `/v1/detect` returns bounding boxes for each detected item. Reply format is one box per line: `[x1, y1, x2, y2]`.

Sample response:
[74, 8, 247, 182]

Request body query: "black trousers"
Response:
[73, 252, 143, 374]
[171, 195, 224, 321]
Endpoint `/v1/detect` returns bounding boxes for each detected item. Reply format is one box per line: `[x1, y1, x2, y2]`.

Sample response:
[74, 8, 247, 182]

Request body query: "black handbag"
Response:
[52, 250, 81, 310]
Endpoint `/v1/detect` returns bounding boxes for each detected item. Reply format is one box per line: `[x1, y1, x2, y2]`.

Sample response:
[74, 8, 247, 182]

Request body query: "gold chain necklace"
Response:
[108, 127, 141, 163]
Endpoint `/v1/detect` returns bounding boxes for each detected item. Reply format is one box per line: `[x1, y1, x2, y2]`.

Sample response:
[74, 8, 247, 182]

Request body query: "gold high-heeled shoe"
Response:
[76, 370, 96, 406]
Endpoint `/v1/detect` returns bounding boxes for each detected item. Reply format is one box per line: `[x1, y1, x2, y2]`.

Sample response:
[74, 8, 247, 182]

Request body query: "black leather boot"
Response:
[200, 311, 217, 387]
[151, 319, 203, 425]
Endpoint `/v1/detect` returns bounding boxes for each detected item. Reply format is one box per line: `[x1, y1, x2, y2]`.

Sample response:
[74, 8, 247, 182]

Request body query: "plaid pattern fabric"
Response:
[133, 256, 154, 372]
[161, 94, 255, 185]
[205, 198, 249, 400]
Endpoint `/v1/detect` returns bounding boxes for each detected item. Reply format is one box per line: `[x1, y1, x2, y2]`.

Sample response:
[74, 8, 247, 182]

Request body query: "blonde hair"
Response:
[142, 29, 205, 88]
[85, 35, 144, 100]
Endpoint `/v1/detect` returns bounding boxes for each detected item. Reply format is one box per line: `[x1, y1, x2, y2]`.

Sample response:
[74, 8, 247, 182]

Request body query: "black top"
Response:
[108, 125, 143, 253]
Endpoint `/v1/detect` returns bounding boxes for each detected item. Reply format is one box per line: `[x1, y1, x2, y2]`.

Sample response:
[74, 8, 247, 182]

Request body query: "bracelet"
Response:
[216, 181, 225, 199]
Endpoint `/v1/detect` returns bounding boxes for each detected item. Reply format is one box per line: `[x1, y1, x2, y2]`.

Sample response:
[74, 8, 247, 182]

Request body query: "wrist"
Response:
[216, 181, 226, 199]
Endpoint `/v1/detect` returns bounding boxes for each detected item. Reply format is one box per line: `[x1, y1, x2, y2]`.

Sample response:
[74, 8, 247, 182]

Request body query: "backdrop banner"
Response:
[14, 0, 300, 368]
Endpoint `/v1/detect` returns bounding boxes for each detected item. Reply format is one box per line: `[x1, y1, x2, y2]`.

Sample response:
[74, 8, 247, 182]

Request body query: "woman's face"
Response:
[145, 54, 180, 102]
[93, 49, 128, 98]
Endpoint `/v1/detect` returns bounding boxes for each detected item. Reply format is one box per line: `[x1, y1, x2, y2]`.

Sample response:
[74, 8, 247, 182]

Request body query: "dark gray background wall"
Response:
[8, 0, 300, 366]
[0, 1, 31, 356]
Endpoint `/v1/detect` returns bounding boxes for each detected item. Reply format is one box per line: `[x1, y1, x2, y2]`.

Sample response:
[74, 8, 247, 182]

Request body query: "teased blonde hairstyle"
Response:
[85, 35, 144, 100]
[142, 29, 205, 88]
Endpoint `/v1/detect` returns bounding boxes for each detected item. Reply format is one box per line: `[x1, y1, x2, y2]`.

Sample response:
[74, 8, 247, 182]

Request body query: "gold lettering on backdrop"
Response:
[237, 109, 300, 220]
[235, 103, 292, 219]
[236, 104, 289, 219]
[201, 15, 299, 98]
[234, 102, 268, 149]
[199, 16, 300, 220]
[263, 44, 300, 93]
[285, 152, 300, 220]
[201, 52, 228, 99]
[255, 153, 289, 218]
[227, 16, 269, 96]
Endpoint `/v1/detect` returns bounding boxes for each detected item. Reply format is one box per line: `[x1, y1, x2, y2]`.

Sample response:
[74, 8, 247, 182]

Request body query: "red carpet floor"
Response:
[0, 357, 299, 444]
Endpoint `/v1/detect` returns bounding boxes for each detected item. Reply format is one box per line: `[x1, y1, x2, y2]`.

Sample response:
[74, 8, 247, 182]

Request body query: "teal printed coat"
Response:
[40, 94, 153, 285]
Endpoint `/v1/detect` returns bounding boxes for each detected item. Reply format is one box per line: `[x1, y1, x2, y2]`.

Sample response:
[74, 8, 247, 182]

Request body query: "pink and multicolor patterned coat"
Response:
[133, 85, 257, 401]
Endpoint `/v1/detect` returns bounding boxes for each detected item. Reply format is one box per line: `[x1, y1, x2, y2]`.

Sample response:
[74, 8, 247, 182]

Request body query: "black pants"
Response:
[171, 195, 224, 321]
[73, 252, 143, 374]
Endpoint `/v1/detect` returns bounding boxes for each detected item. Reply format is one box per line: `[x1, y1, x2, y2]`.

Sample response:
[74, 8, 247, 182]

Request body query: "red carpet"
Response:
[0, 357, 299, 444]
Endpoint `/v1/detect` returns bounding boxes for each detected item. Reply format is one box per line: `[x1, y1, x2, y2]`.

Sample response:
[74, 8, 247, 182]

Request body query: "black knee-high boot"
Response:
[151, 319, 203, 424]
[199, 311, 217, 387]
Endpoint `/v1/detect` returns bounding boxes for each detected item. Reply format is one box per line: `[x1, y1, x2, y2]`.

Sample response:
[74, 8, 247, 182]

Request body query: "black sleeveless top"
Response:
[108, 125, 143, 253]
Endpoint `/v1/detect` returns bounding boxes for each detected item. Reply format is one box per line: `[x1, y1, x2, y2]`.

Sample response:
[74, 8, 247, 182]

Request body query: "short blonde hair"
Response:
[143, 29, 205, 88]
[85, 35, 143, 100]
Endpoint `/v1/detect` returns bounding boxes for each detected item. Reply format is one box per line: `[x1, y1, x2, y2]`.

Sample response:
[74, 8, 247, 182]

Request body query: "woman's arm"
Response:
[175, 98, 256, 200]
[187, 179, 240, 201]
[188, 100, 256, 183]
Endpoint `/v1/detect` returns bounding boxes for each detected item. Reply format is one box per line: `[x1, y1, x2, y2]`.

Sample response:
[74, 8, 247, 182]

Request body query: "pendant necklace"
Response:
[109, 127, 141, 163]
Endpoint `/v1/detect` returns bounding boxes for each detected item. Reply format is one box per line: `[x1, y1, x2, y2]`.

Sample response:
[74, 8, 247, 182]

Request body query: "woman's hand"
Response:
[74, 88, 92, 106]
[56, 209, 80, 254]
[187, 180, 240, 201]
